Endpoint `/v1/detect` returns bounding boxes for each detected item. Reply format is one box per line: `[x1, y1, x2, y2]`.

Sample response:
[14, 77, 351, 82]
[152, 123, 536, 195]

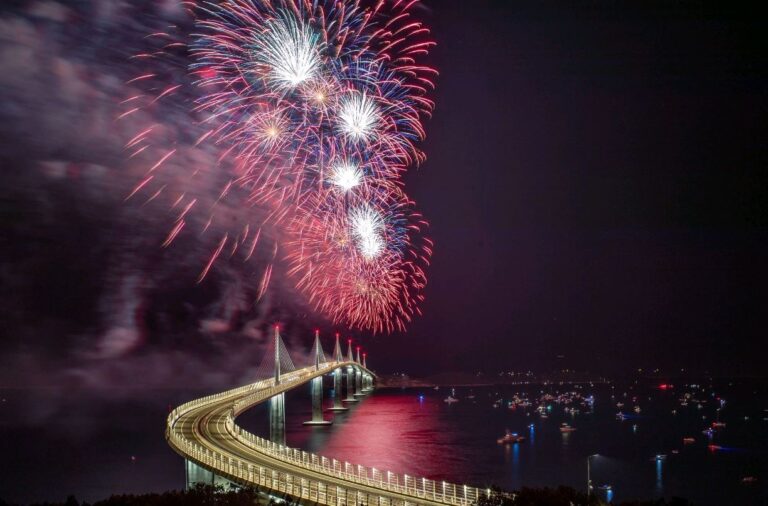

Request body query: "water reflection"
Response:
[512, 442, 520, 466]
[289, 390, 452, 477]
[503, 441, 512, 464]
[655, 458, 663, 494]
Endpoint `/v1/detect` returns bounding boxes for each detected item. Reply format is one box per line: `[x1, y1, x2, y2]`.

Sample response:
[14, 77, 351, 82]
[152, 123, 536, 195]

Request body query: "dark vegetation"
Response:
[1, 485, 694, 506]
[2, 484, 695, 506]
[2, 486, 263, 506]
[478, 485, 694, 506]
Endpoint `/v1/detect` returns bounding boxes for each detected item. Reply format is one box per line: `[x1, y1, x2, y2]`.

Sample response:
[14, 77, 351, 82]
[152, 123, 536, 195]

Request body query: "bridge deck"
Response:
[167, 361, 486, 506]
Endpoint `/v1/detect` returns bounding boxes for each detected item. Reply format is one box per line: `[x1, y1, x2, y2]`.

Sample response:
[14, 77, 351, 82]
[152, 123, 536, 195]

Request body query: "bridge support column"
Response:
[328, 367, 348, 412]
[343, 366, 358, 403]
[354, 366, 365, 397]
[304, 376, 332, 425]
[269, 392, 286, 444]
[185, 460, 238, 491]
[185, 459, 214, 489]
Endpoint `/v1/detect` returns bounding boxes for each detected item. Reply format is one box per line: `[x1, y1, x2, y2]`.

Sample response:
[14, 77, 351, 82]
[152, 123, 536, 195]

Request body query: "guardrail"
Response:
[167, 361, 489, 506]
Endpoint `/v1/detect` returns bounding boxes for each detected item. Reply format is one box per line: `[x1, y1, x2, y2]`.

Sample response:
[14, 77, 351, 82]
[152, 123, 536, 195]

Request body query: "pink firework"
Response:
[120, 0, 437, 333]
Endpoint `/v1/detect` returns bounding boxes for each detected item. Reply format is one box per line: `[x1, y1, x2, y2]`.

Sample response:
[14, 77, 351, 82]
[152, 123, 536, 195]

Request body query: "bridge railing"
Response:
[168, 427, 430, 506]
[167, 362, 488, 506]
[225, 414, 484, 505]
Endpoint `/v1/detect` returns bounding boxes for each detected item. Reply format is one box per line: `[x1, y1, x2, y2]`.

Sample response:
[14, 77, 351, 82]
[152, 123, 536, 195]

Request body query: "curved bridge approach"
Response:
[166, 334, 487, 506]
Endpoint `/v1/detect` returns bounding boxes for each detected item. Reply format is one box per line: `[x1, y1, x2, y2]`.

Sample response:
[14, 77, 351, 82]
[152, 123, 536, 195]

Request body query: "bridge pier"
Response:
[304, 330, 333, 425]
[362, 373, 373, 392]
[362, 352, 373, 392]
[269, 392, 286, 444]
[354, 367, 365, 397]
[328, 366, 348, 412]
[185, 459, 214, 488]
[354, 347, 366, 397]
[304, 376, 332, 425]
[185, 459, 237, 490]
[269, 326, 287, 444]
[343, 339, 358, 403]
[343, 365, 358, 403]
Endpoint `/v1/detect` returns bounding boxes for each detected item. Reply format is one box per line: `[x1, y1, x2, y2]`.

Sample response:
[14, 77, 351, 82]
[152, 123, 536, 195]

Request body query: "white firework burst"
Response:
[329, 161, 363, 192]
[349, 205, 385, 260]
[254, 13, 323, 89]
[338, 92, 380, 142]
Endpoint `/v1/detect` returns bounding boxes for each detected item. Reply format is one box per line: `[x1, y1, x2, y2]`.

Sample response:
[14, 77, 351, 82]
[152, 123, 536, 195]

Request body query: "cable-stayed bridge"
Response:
[166, 328, 487, 506]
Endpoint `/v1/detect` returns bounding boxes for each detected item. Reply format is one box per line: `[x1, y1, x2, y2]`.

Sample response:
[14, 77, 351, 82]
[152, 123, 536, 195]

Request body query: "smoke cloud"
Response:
[0, 1, 321, 416]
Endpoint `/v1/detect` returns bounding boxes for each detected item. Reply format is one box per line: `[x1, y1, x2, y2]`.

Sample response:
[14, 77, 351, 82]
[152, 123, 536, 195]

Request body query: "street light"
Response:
[587, 454, 599, 499]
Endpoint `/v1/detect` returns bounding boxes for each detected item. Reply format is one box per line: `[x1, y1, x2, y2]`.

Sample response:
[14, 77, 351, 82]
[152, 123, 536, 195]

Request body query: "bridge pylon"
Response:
[304, 330, 332, 425]
[354, 346, 365, 397]
[327, 333, 348, 412]
[269, 325, 286, 443]
[343, 338, 358, 403]
[362, 352, 373, 392]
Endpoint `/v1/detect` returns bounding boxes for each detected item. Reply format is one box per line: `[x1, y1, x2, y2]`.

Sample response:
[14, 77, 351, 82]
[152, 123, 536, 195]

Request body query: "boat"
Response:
[683, 437, 696, 444]
[616, 412, 628, 421]
[444, 396, 459, 404]
[708, 444, 723, 451]
[559, 423, 577, 433]
[433, 386, 439, 391]
[633, 406, 641, 413]
[497, 431, 525, 444]
[702, 428, 714, 437]
[741, 476, 758, 484]
[712, 422, 726, 428]
[616, 402, 624, 408]
[652, 454, 667, 461]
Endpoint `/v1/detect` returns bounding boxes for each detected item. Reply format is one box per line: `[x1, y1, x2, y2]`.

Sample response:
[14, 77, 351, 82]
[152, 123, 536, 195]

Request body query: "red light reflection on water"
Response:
[306, 393, 463, 480]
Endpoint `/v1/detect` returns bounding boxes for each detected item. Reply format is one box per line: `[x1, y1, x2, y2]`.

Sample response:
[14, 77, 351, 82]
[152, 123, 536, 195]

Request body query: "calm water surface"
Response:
[1, 381, 766, 504]
[240, 381, 768, 505]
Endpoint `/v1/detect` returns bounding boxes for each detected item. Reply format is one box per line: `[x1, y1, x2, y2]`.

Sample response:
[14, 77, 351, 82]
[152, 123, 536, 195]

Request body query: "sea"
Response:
[1, 379, 766, 505]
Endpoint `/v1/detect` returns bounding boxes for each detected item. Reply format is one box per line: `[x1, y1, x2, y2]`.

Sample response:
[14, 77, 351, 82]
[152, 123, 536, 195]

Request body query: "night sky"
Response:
[371, 1, 768, 377]
[1, 0, 766, 393]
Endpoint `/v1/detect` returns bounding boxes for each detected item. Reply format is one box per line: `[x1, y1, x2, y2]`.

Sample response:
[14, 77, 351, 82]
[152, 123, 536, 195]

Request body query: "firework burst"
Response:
[122, 0, 437, 333]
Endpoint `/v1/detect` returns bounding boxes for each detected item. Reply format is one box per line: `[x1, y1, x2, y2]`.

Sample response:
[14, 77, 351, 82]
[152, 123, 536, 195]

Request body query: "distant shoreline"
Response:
[375, 377, 612, 389]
